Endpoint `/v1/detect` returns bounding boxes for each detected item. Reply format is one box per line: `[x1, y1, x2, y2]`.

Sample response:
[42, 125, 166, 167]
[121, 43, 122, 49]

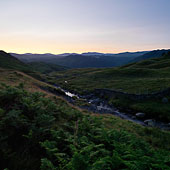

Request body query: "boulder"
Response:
[91, 98, 101, 105]
[144, 119, 155, 126]
[135, 112, 145, 118]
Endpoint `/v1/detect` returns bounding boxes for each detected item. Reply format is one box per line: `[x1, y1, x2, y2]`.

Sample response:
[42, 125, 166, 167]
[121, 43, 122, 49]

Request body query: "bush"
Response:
[0, 84, 169, 170]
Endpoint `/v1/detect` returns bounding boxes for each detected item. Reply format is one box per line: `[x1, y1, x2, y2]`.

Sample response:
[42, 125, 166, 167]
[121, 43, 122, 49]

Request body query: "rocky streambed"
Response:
[53, 85, 170, 130]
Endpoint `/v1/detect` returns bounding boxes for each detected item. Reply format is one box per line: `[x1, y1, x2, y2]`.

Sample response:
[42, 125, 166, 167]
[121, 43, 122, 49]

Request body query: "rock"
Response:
[91, 98, 101, 105]
[162, 97, 168, 103]
[83, 94, 94, 99]
[144, 119, 155, 126]
[135, 112, 145, 118]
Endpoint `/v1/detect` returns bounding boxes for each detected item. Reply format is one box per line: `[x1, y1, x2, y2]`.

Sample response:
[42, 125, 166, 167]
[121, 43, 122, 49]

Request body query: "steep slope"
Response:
[131, 49, 170, 63]
[123, 51, 170, 69]
[0, 50, 31, 72]
[0, 68, 53, 94]
[0, 50, 68, 75]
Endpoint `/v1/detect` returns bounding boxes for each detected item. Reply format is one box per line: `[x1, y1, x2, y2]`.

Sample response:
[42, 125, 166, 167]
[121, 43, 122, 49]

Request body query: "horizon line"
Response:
[6, 48, 170, 55]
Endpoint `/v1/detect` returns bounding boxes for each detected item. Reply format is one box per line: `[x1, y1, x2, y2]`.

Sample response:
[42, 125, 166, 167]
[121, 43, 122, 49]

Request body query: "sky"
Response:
[0, 0, 170, 54]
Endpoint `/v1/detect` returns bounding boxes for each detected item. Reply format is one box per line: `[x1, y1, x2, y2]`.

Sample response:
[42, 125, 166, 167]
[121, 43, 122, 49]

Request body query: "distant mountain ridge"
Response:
[10, 49, 170, 69]
[10, 53, 64, 63]
[11, 51, 148, 68]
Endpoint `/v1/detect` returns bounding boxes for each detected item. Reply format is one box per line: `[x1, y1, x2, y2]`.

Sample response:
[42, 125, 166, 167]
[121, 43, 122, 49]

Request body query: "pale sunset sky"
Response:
[0, 0, 170, 54]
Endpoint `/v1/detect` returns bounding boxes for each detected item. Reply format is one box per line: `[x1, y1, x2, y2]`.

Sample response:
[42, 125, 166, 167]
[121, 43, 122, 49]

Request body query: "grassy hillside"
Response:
[28, 62, 69, 73]
[0, 84, 169, 170]
[48, 51, 170, 94]
[0, 68, 45, 92]
[0, 50, 31, 72]
[0, 51, 170, 169]
[45, 52, 170, 122]
[131, 49, 170, 63]
[0, 51, 68, 74]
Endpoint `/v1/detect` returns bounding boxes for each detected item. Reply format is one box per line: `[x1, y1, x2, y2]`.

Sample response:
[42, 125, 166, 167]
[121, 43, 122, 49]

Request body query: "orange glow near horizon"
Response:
[0, 37, 169, 55]
[2, 45, 169, 55]
[1, 45, 169, 55]
[0, 32, 169, 55]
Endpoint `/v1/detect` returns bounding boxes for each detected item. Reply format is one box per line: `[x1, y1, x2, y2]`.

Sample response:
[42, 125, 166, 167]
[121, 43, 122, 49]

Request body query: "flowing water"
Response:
[53, 85, 170, 130]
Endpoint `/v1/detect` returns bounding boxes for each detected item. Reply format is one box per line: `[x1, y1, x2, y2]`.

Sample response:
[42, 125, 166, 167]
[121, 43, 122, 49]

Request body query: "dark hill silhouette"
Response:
[0, 50, 30, 72]
[131, 49, 170, 63]
[11, 51, 147, 68]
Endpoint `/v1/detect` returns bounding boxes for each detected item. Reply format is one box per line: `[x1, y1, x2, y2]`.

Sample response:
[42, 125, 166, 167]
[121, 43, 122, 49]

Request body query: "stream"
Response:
[53, 85, 170, 130]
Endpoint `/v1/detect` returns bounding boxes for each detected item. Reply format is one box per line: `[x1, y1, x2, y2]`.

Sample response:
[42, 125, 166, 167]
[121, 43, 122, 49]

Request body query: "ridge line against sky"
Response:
[0, 0, 170, 54]
[8, 48, 170, 56]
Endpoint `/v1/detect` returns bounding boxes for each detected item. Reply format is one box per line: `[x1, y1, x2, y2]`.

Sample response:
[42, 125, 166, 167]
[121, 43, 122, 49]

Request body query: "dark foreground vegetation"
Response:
[0, 84, 170, 170]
